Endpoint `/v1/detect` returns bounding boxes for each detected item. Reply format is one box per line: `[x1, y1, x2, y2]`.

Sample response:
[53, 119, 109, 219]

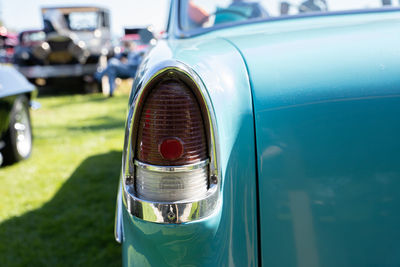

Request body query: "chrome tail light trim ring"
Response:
[134, 159, 209, 173]
[123, 181, 219, 223]
[123, 60, 220, 224]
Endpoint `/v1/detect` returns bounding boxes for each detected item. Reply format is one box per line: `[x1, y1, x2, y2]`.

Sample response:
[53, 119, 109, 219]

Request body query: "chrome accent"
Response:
[122, 60, 220, 224]
[123, 181, 219, 223]
[14, 100, 32, 158]
[17, 64, 98, 79]
[114, 181, 124, 243]
[134, 159, 209, 173]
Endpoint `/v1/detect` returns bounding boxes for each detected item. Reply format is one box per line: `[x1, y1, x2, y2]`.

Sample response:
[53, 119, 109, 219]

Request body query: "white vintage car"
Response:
[15, 6, 112, 92]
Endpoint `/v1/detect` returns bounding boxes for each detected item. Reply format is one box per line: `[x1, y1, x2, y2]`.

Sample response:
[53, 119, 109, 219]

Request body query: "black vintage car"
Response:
[0, 65, 34, 166]
[13, 30, 46, 67]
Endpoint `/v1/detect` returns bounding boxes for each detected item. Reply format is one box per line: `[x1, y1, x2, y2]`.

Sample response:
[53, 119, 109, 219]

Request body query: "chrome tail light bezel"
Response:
[122, 60, 220, 224]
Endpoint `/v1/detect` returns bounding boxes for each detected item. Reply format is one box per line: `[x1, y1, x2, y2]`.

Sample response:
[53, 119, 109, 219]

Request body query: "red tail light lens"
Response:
[136, 80, 207, 166]
[159, 137, 184, 161]
[134, 79, 210, 202]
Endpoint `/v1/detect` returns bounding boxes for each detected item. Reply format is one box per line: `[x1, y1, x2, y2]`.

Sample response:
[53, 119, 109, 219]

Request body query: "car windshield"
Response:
[67, 12, 99, 31]
[180, 0, 399, 31]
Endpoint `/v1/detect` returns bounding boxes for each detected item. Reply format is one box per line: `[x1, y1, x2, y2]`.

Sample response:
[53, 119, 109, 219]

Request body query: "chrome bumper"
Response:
[16, 64, 98, 79]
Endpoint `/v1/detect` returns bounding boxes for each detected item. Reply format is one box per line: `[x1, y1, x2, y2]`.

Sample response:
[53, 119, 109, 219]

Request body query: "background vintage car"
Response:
[13, 30, 46, 67]
[15, 6, 112, 92]
[0, 27, 18, 64]
[114, 27, 156, 56]
[0, 65, 34, 166]
[115, 0, 400, 266]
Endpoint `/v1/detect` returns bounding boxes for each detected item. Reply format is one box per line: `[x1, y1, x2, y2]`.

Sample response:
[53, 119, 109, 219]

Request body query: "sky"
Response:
[0, 0, 169, 36]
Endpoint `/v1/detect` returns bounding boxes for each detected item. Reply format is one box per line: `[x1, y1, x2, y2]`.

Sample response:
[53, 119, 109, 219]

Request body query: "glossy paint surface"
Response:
[121, 37, 259, 266]
[228, 11, 400, 266]
[0, 65, 34, 98]
[256, 96, 400, 267]
[120, 7, 400, 266]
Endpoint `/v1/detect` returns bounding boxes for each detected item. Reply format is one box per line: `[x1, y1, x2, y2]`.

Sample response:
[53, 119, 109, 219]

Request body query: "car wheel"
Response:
[2, 95, 32, 164]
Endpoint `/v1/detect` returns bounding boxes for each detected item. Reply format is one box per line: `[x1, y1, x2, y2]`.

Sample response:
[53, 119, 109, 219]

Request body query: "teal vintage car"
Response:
[115, 0, 400, 266]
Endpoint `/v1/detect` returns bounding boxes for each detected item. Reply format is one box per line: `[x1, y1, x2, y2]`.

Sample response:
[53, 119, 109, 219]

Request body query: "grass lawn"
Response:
[0, 83, 131, 266]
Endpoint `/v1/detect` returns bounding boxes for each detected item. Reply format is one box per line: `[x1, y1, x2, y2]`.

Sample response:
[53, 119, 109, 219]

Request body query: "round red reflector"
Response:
[159, 138, 184, 161]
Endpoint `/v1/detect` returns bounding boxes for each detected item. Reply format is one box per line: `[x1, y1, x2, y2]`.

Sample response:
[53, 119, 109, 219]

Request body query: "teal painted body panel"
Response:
[255, 96, 400, 266]
[226, 11, 400, 266]
[119, 6, 400, 266]
[121, 37, 259, 266]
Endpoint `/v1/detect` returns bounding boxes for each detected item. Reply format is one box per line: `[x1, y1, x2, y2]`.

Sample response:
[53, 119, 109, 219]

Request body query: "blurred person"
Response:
[95, 42, 142, 97]
[299, 0, 328, 13]
[280, 1, 290, 15]
[229, 0, 269, 19]
[382, 0, 392, 5]
[188, 0, 209, 27]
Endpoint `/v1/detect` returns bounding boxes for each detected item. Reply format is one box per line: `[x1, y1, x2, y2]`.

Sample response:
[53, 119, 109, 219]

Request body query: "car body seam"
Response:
[220, 36, 262, 267]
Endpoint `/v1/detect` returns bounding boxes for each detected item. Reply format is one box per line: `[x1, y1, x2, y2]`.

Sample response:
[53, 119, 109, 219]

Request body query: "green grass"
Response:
[0, 85, 131, 266]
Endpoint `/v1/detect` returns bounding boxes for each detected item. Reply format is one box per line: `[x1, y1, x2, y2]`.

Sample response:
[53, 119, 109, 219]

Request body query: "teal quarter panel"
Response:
[228, 12, 400, 266]
[256, 96, 400, 267]
[121, 37, 258, 266]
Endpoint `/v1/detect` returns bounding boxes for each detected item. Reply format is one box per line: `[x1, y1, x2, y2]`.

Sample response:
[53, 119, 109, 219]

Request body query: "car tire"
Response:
[2, 95, 32, 164]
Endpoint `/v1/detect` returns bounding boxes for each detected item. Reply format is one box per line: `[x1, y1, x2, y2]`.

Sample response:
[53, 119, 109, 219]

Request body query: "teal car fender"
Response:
[116, 3, 400, 266]
[227, 11, 400, 267]
[117, 37, 259, 266]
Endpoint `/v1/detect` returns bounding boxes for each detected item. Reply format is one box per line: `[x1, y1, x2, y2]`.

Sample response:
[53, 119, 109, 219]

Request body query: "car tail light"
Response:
[135, 80, 209, 202]
[136, 81, 207, 166]
[123, 62, 220, 223]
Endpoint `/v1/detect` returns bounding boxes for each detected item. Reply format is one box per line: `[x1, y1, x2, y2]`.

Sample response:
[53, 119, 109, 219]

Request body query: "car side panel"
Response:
[257, 97, 400, 267]
[121, 38, 258, 266]
[227, 13, 400, 266]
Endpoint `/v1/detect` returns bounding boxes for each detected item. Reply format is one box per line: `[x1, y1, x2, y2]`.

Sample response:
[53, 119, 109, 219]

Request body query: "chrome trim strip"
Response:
[134, 159, 209, 173]
[123, 183, 220, 223]
[122, 60, 221, 224]
[114, 180, 124, 243]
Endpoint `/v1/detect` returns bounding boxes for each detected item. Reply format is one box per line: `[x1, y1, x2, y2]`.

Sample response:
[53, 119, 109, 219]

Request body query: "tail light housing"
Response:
[122, 62, 220, 223]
